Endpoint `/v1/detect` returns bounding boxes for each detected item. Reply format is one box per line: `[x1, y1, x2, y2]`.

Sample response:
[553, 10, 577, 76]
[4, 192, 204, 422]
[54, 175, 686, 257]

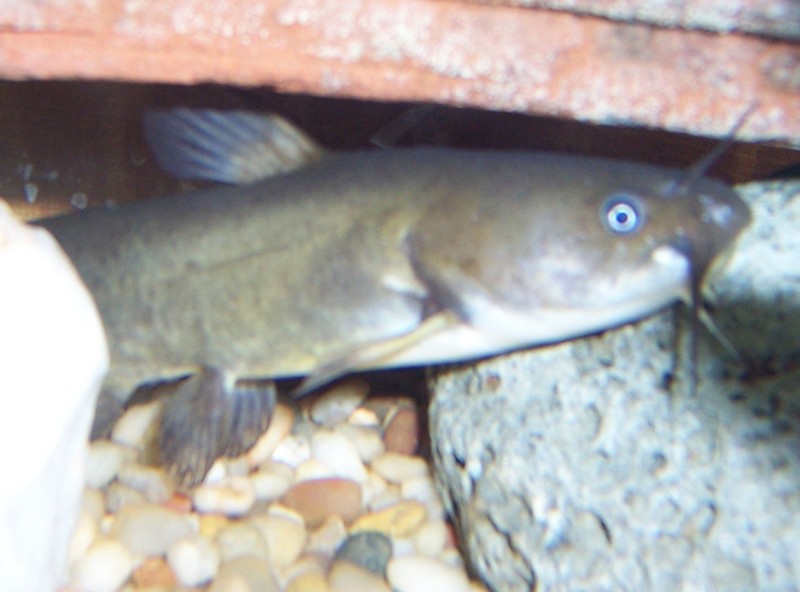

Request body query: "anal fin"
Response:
[156, 368, 276, 488]
[294, 310, 460, 397]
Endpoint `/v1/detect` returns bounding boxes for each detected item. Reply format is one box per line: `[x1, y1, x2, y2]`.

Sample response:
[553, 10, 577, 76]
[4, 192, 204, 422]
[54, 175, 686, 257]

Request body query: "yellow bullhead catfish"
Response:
[38, 109, 751, 486]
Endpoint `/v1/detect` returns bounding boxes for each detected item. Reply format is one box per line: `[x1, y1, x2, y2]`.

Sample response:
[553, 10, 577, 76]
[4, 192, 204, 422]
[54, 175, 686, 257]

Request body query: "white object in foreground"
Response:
[0, 200, 108, 592]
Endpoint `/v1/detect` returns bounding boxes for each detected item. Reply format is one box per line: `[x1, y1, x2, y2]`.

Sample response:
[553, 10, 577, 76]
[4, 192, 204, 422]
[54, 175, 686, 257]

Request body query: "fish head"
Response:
[409, 154, 752, 346]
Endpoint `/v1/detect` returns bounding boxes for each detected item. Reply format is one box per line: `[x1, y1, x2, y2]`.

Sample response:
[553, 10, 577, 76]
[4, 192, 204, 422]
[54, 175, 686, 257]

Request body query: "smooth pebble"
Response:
[247, 403, 295, 467]
[194, 475, 256, 517]
[334, 531, 393, 576]
[383, 407, 419, 455]
[67, 511, 99, 565]
[334, 423, 385, 462]
[110, 503, 194, 556]
[250, 465, 294, 500]
[370, 452, 428, 482]
[281, 478, 362, 528]
[215, 521, 270, 562]
[131, 556, 177, 588]
[309, 378, 369, 425]
[167, 535, 220, 587]
[306, 514, 347, 556]
[251, 512, 307, 568]
[351, 500, 428, 537]
[117, 462, 173, 503]
[70, 538, 134, 592]
[85, 440, 126, 488]
[387, 555, 471, 592]
[287, 571, 330, 592]
[105, 482, 146, 513]
[311, 430, 368, 483]
[110, 400, 162, 448]
[208, 556, 279, 592]
[295, 459, 337, 482]
[328, 560, 391, 592]
[81, 487, 106, 520]
[413, 519, 449, 557]
[272, 434, 312, 467]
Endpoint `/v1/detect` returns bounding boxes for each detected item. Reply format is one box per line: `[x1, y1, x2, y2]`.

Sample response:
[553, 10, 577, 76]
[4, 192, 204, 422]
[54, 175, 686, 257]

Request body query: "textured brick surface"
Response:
[0, 0, 797, 144]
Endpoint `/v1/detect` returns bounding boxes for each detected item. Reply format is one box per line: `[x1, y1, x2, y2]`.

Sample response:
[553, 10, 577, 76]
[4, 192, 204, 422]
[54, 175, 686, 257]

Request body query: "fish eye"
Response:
[602, 193, 644, 235]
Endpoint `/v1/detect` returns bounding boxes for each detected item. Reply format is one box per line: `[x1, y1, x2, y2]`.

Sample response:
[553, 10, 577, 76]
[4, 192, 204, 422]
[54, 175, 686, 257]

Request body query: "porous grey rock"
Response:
[429, 180, 800, 592]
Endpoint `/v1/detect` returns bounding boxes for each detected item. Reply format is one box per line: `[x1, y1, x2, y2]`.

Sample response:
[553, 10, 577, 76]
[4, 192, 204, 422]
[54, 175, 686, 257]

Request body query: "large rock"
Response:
[0, 200, 107, 591]
[429, 181, 800, 591]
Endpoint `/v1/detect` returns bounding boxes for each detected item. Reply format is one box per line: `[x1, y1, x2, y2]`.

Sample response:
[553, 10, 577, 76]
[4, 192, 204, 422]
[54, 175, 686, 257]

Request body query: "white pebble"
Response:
[335, 423, 386, 462]
[67, 511, 99, 565]
[413, 520, 448, 557]
[311, 430, 368, 483]
[81, 488, 106, 520]
[329, 559, 392, 592]
[310, 378, 369, 425]
[361, 470, 389, 509]
[368, 485, 403, 512]
[111, 400, 162, 448]
[194, 475, 256, 517]
[387, 555, 471, 592]
[168, 535, 220, 586]
[117, 462, 173, 503]
[70, 538, 134, 592]
[250, 466, 293, 501]
[371, 452, 429, 483]
[110, 503, 194, 556]
[250, 512, 307, 568]
[216, 521, 270, 562]
[208, 556, 279, 592]
[271, 433, 311, 467]
[85, 440, 126, 488]
[247, 403, 295, 467]
[295, 459, 336, 482]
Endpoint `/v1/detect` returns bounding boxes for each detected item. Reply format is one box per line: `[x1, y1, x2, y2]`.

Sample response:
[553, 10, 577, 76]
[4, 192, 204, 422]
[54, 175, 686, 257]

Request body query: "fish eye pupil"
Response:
[603, 194, 643, 235]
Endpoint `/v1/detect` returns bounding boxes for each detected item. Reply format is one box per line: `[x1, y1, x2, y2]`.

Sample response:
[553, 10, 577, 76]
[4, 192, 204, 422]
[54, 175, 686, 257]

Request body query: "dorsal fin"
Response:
[143, 109, 326, 185]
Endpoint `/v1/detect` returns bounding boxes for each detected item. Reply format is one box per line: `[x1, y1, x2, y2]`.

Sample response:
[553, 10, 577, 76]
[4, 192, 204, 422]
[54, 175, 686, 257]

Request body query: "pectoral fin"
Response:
[156, 368, 276, 487]
[294, 310, 461, 397]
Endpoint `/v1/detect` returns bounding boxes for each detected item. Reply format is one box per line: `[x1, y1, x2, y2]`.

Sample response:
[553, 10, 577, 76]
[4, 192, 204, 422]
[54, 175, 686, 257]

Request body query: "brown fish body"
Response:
[38, 111, 751, 484]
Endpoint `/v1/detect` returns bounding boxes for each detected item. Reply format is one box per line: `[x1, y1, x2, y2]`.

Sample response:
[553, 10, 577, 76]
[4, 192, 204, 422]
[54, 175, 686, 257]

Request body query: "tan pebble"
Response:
[81, 488, 106, 520]
[470, 581, 491, 591]
[250, 465, 294, 501]
[167, 535, 220, 587]
[347, 407, 380, 427]
[216, 521, 270, 562]
[413, 520, 448, 557]
[281, 478, 362, 528]
[105, 482, 146, 513]
[305, 514, 347, 556]
[295, 459, 336, 482]
[194, 475, 255, 517]
[383, 407, 419, 455]
[111, 400, 162, 448]
[117, 462, 174, 503]
[328, 560, 391, 592]
[247, 403, 295, 468]
[334, 424, 385, 462]
[249, 513, 307, 568]
[110, 503, 194, 556]
[281, 553, 329, 587]
[286, 571, 331, 592]
[311, 430, 368, 483]
[223, 456, 251, 477]
[131, 557, 177, 588]
[272, 433, 312, 467]
[199, 514, 230, 539]
[309, 378, 369, 426]
[387, 555, 470, 592]
[162, 491, 193, 514]
[363, 396, 415, 423]
[70, 538, 134, 592]
[208, 556, 279, 592]
[351, 500, 428, 538]
[401, 476, 445, 519]
[370, 452, 428, 483]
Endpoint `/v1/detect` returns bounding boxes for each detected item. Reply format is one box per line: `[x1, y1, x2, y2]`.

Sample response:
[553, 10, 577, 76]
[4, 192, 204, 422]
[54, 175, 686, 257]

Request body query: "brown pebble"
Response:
[163, 492, 193, 513]
[281, 478, 362, 528]
[383, 407, 419, 455]
[131, 556, 177, 588]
